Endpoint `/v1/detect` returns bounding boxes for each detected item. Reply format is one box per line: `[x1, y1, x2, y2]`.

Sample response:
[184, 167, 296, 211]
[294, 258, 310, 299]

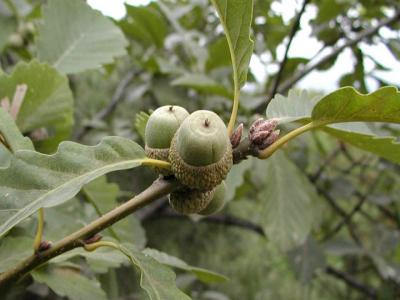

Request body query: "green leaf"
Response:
[143, 248, 228, 283]
[312, 86, 400, 124]
[0, 107, 33, 152]
[205, 37, 231, 72]
[135, 111, 150, 142]
[32, 266, 107, 300]
[0, 136, 146, 238]
[0, 60, 73, 152]
[122, 245, 191, 300]
[254, 153, 318, 250]
[211, 0, 254, 87]
[171, 74, 232, 98]
[225, 159, 252, 202]
[37, 0, 127, 74]
[0, 236, 32, 272]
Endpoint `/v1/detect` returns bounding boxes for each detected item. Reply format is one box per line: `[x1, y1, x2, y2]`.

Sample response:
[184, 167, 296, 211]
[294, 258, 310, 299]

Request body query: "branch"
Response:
[276, 11, 400, 95]
[266, 0, 311, 106]
[326, 266, 377, 299]
[0, 177, 178, 291]
[147, 210, 266, 237]
[75, 70, 136, 140]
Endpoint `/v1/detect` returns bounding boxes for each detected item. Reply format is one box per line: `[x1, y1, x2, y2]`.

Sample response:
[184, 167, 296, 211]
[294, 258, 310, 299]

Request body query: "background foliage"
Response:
[0, 0, 399, 299]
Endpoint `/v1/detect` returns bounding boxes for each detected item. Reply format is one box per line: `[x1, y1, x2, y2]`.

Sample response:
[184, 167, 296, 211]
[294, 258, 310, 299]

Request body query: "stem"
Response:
[141, 158, 171, 170]
[258, 122, 322, 159]
[228, 87, 240, 136]
[0, 178, 178, 290]
[84, 240, 120, 252]
[33, 208, 44, 252]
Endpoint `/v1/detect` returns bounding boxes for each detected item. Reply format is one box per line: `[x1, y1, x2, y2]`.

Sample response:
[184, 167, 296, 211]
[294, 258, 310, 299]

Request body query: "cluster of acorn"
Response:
[144, 105, 232, 215]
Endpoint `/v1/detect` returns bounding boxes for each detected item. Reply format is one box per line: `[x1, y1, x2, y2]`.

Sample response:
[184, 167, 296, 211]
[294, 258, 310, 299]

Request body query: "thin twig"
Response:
[276, 11, 400, 95]
[266, 0, 311, 106]
[326, 266, 377, 299]
[75, 70, 136, 140]
[0, 178, 178, 291]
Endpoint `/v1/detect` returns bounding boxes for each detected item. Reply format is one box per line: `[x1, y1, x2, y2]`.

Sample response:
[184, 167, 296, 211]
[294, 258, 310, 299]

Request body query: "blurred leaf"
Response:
[32, 266, 107, 300]
[171, 74, 232, 98]
[0, 60, 73, 152]
[387, 39, 400, 60]
[0, 236, 32, 272]
[255, 152, 318, 250]
[37, 0, 127, 74]
[143, 248, 228, 283]
[0, 16, 16, 52]
[123, 244, 191, 300]
[288, 237, 326, 284]
[0, 136, 146, 238]
[122, 4, 168, 48]
[83, 176, 147, 248]
[135, 111, 150, 142]
[211, 0, 254, 87]
[225, 159, 252, 202]
[0, 107, 33, 152]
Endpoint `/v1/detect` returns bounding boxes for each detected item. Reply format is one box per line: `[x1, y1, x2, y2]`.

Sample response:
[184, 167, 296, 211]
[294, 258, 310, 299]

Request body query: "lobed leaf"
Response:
[171, 74, 232, 98]
[0, 136, 146, 238]
[37, 0, 128, 74]
[312, 86, 400, 124]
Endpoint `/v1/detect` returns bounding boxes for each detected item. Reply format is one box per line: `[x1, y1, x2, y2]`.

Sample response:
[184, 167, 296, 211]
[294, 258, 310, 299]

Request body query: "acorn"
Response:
[169, 110, 233, 191]
[198, 181, 226, 215]
[144, 105, 189, 163]
[169, 187, 214, 215]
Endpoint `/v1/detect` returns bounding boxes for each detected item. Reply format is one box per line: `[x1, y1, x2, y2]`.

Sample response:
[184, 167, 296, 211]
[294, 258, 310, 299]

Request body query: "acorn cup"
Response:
[168, 110, 233, 191]
[169, 181, 226, 215]
[144, 105, 189, 174]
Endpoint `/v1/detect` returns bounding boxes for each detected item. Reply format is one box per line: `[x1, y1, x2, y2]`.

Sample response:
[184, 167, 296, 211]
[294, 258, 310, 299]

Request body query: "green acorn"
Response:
[198, 181, 226, 215]
[169, 187, 214, 215]
[169, 110, 233, 191]
[145, 105, 189, 163]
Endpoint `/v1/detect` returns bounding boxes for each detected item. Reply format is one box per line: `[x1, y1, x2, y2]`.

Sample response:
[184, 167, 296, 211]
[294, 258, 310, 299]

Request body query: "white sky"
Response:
[88, 0, 400, 92]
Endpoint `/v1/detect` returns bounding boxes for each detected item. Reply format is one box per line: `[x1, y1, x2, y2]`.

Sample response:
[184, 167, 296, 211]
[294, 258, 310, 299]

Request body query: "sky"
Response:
[88, 0, 400, 93]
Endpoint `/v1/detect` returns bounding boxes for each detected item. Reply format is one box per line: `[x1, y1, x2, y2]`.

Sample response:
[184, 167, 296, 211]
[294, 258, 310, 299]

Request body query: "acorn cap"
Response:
[198, 181, 226, 215]
[169, 188, 215, 215]
[145, 105, 189, 150]
[169, 110, 233, 190]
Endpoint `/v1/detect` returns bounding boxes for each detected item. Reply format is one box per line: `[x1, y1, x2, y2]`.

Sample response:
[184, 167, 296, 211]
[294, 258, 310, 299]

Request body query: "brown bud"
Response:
[84, 233, 102, 244]
[259, 130, 280, 150]
[230, 123, 243, 148]
[249, 118, 264, 134]
[250, 130, 271, 145]
[38, 240, 52, 252]
[256, 119, 278, 133]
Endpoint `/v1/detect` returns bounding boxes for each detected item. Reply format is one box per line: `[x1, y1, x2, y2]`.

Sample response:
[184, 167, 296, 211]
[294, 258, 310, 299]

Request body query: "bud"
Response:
[84, 233, 102, 244]
[230, 123, 243, 148]
[256, 118, 278, 133]
[250, 130, 271, 145]
[259, 130, 280, 150]
[38, 240, 52, 252]
[249, 118, 264, 134]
